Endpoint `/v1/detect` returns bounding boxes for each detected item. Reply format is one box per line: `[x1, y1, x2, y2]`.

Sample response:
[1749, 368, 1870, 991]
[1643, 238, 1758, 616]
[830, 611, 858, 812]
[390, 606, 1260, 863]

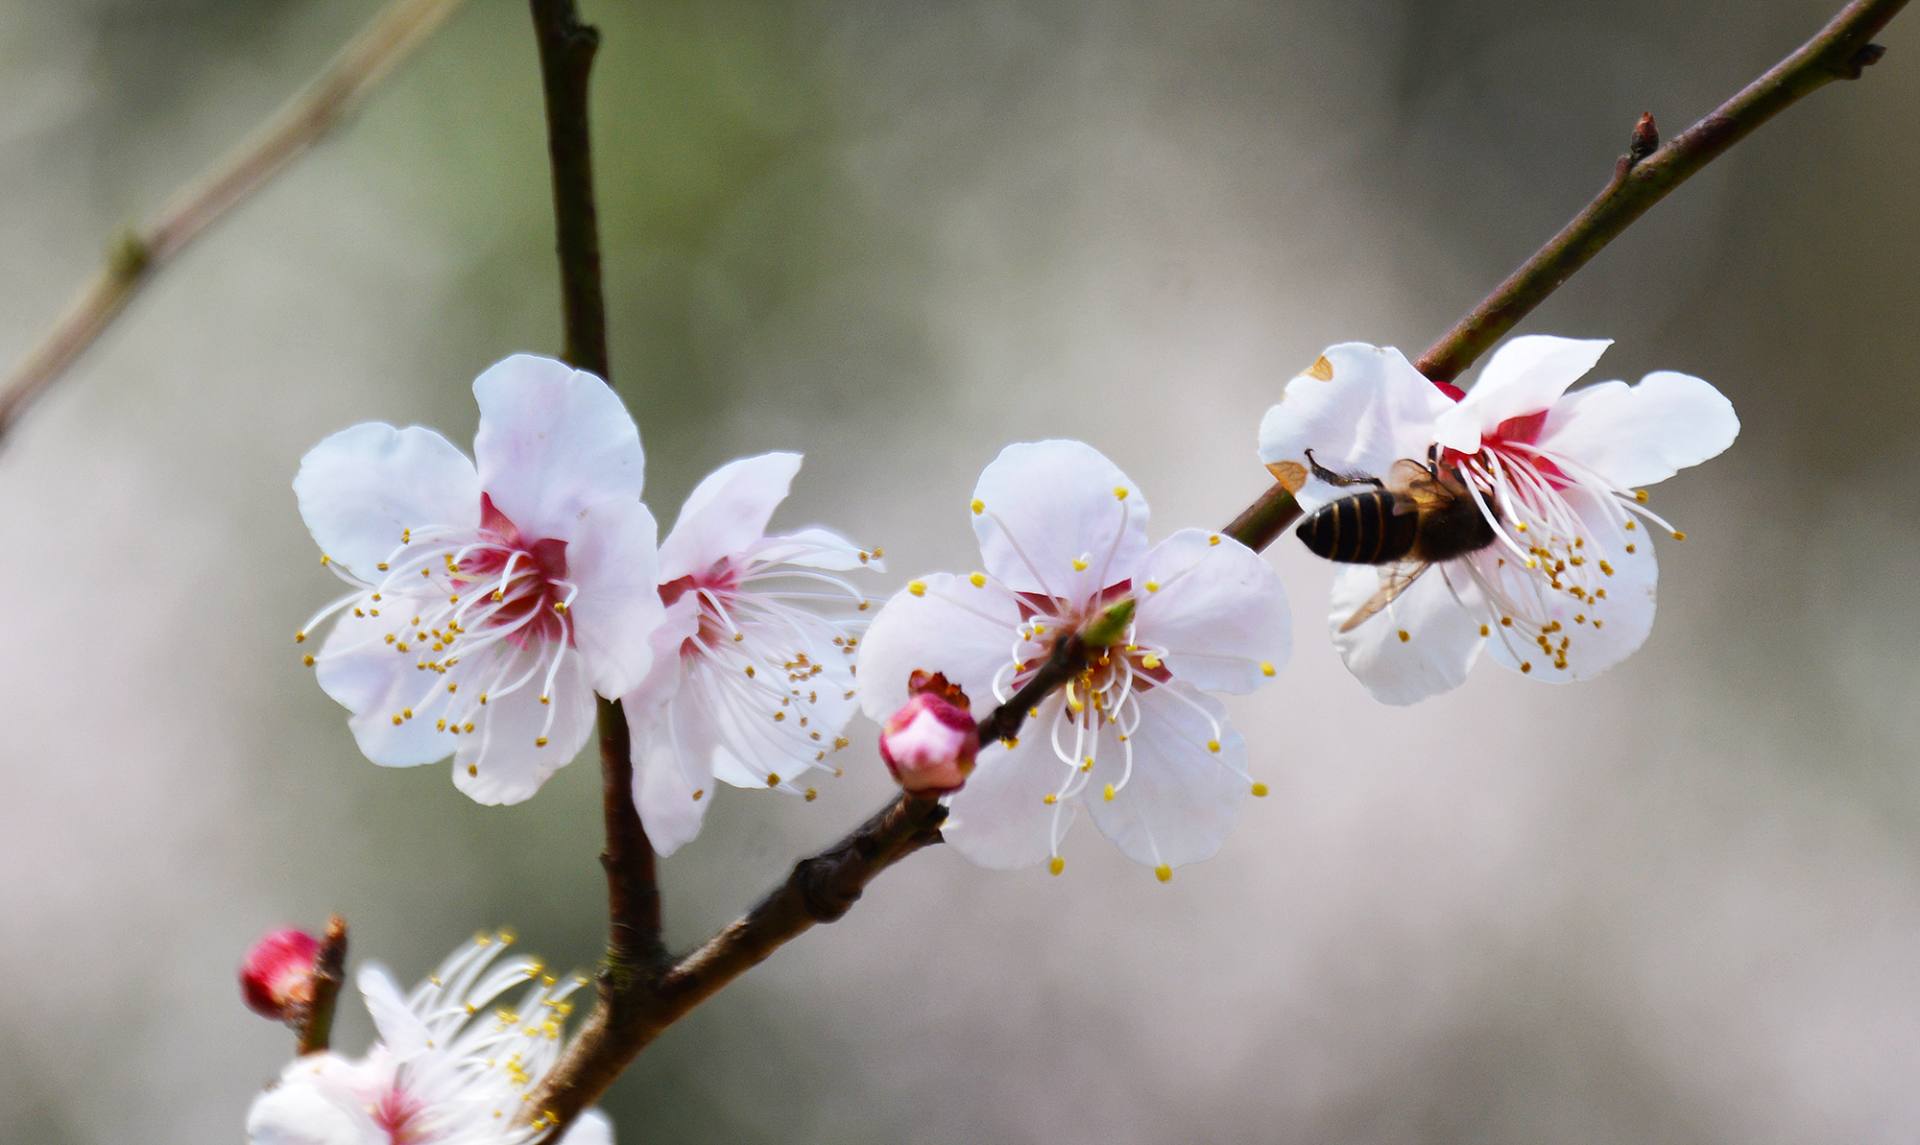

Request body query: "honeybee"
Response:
[1292, 447, 1497, 632]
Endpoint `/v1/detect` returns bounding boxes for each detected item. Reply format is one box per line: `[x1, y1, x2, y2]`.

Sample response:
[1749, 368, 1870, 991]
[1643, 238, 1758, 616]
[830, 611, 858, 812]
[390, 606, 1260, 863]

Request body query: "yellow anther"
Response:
[1081, 755, 1094, 772]
[1002, 736, 1019, 748]
[1048, 856, 1066, 877]
[908, 580, 927, 597]
[468, 764, 478, 776]
[1144, 580, 1160, 593]
[294, 631, 308, 645]
[858, 600, 871, 611]
[478, 692, 489, 705]
[1071, 556, 1089, 571]
[1625, 543, 1637, 554]
[376, 562, 390, 571]
[1260, 661, 1276, 677]
[539, 694, 550, 705]
[302, 654, 316, 667]
[391, 714, 403, 726]
[1250, 782, 1270, 798]
[970, 498, 985, 515]
[745, 665, 756, 678]
[765, 772, 781, 787]
[1500, 616, 1514, 627]
[319, 554, 331, 566]
[1113, 486, 1129, 500]
[969, 572, 987, 588]
[1478, 623, 1491, 637]
[1599, 560, 1615, 576]
[552, 601, 567, 614]
[773, 711, 786, 722]
[1154, 864, 1174, 883]
[1208, 534, 1221, 546]
[1634, 489, 1649, 503]
[1206, 739, 1221, 753]
[1102, 783, 1115, 802]
[1671, 530, 1687, 541]
[1520, 661, 1533, 674]
[535, 736, 549, 747]
[1140, 654, 1162, 670]
[1043, 793, 1058, 806]
[1625, 519, 1637, 531]
[804, 787, 818, 802]
[401, 528, 412, 543]
[1397, 629, 1410, 643]
[691, 788, 704, 801]
[1514, 522, 1528, 533]
[402, 708, 414, 720]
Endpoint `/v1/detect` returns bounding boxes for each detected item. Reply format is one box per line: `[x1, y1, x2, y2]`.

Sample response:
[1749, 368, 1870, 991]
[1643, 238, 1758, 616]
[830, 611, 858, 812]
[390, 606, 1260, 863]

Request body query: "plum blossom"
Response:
[1259, 336, 1739, 704]
[621, 452, 878, 856]
[857, 441, 1291, 880]
[245, 931, 613, 1145]
[293, 355, 665, 804]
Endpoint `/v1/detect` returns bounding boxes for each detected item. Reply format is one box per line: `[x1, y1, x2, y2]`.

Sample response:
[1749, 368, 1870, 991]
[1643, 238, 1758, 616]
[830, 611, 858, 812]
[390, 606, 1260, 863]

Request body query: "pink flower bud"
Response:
[240, 927, 321, 1021]
[880, 690, 978, 795]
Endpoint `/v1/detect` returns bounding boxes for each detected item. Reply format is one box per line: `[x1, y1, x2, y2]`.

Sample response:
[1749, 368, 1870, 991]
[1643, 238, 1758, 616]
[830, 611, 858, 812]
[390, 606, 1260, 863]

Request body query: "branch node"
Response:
[1843, 42, 1888, 76]
[1627, 112, 1660, 166]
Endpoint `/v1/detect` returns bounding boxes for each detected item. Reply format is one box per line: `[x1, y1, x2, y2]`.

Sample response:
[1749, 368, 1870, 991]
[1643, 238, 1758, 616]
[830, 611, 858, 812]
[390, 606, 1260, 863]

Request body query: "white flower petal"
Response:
[696, 614, 858, 790]
[1435, 335, 1610, 454]
[943, 708, 1079, 870]
[1086, 685, 1248, 869]
[452, 655, 596, 805]
[357, 963, 431, 1059]
[565, 497, 666, 698]
[629, 675, 717, 858]
[1477, 490, 1659, 682]
[1329, 563, 1486, 705]
[315, 610, 462, 768]
[560, 1110, 617, 1145]
[471, 354, 645, 544]
[658, 452, 801, 581]
[1133, 528, 1291, 694]
[1537, 370, 1739, 488]
[855, 572, 1022, 720]
[970, 440, 1148, 606]
[1257, 343, 1454, 511]
[245, 1056, 375, 1145]
[618, 596, 699, 716]
[294, 423, 480, 578]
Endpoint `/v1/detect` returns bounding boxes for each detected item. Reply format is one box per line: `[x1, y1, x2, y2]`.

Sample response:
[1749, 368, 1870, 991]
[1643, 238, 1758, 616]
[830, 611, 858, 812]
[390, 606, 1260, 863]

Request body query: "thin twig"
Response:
[529, 0, 1907, 1131]
[295, 914, 349, 1056]
[0, 0, 466, 444]
[1240, 0, 1907, 546]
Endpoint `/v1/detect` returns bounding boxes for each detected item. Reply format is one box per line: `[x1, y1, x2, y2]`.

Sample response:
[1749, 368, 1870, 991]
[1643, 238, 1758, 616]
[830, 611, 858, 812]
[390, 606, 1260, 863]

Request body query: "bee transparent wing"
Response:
[1337, 560, 1432, 634]
[1385, 459, 1448, 509]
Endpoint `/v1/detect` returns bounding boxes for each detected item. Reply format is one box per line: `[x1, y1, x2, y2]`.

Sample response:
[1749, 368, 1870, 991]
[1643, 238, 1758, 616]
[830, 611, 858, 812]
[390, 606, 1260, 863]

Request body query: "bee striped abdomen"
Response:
[1296, 491, 1418, 564]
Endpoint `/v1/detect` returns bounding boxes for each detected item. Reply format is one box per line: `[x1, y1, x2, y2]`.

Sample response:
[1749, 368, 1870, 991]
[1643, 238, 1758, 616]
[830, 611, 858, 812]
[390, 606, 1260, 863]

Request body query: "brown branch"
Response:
[529, 0, 1908, 1130]
[0, 0, 467, 446]
[1235, 0, 1906, 547]
[296, 914, 349, 1056]
[1414, 0, 1907, 382]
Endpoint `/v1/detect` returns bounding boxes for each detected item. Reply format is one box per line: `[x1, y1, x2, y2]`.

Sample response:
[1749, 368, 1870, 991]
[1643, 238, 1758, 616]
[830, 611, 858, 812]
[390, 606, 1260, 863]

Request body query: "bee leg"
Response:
[1304, 448, 1384, 489]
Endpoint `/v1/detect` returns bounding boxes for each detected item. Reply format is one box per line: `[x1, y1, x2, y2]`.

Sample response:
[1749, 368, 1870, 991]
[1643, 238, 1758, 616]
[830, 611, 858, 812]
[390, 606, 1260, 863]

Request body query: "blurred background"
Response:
[2, 0, 1917, 1140]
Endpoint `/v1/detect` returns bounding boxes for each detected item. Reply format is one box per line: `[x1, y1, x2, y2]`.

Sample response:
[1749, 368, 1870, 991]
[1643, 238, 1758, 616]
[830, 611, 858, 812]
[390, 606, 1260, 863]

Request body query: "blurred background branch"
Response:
[0, 0, 466, 446]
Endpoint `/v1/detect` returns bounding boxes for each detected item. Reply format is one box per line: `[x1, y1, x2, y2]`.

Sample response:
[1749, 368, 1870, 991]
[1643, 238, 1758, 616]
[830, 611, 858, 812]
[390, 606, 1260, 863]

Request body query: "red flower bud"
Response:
[240, 928, 322, 1022]
[880, 689, 978, 795]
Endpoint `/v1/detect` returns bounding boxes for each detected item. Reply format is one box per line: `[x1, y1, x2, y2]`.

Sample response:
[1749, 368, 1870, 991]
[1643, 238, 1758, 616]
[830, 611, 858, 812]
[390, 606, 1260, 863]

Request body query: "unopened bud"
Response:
[881, 689, 978, 796]
[240, 928, 322, 1022]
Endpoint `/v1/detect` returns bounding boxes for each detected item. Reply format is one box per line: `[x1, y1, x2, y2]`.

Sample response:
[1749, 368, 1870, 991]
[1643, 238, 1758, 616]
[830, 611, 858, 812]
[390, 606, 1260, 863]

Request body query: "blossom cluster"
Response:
[267, 339, 1738, 1139]
[290, 340, 1737, 874]
[292, 355, 876, 853]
